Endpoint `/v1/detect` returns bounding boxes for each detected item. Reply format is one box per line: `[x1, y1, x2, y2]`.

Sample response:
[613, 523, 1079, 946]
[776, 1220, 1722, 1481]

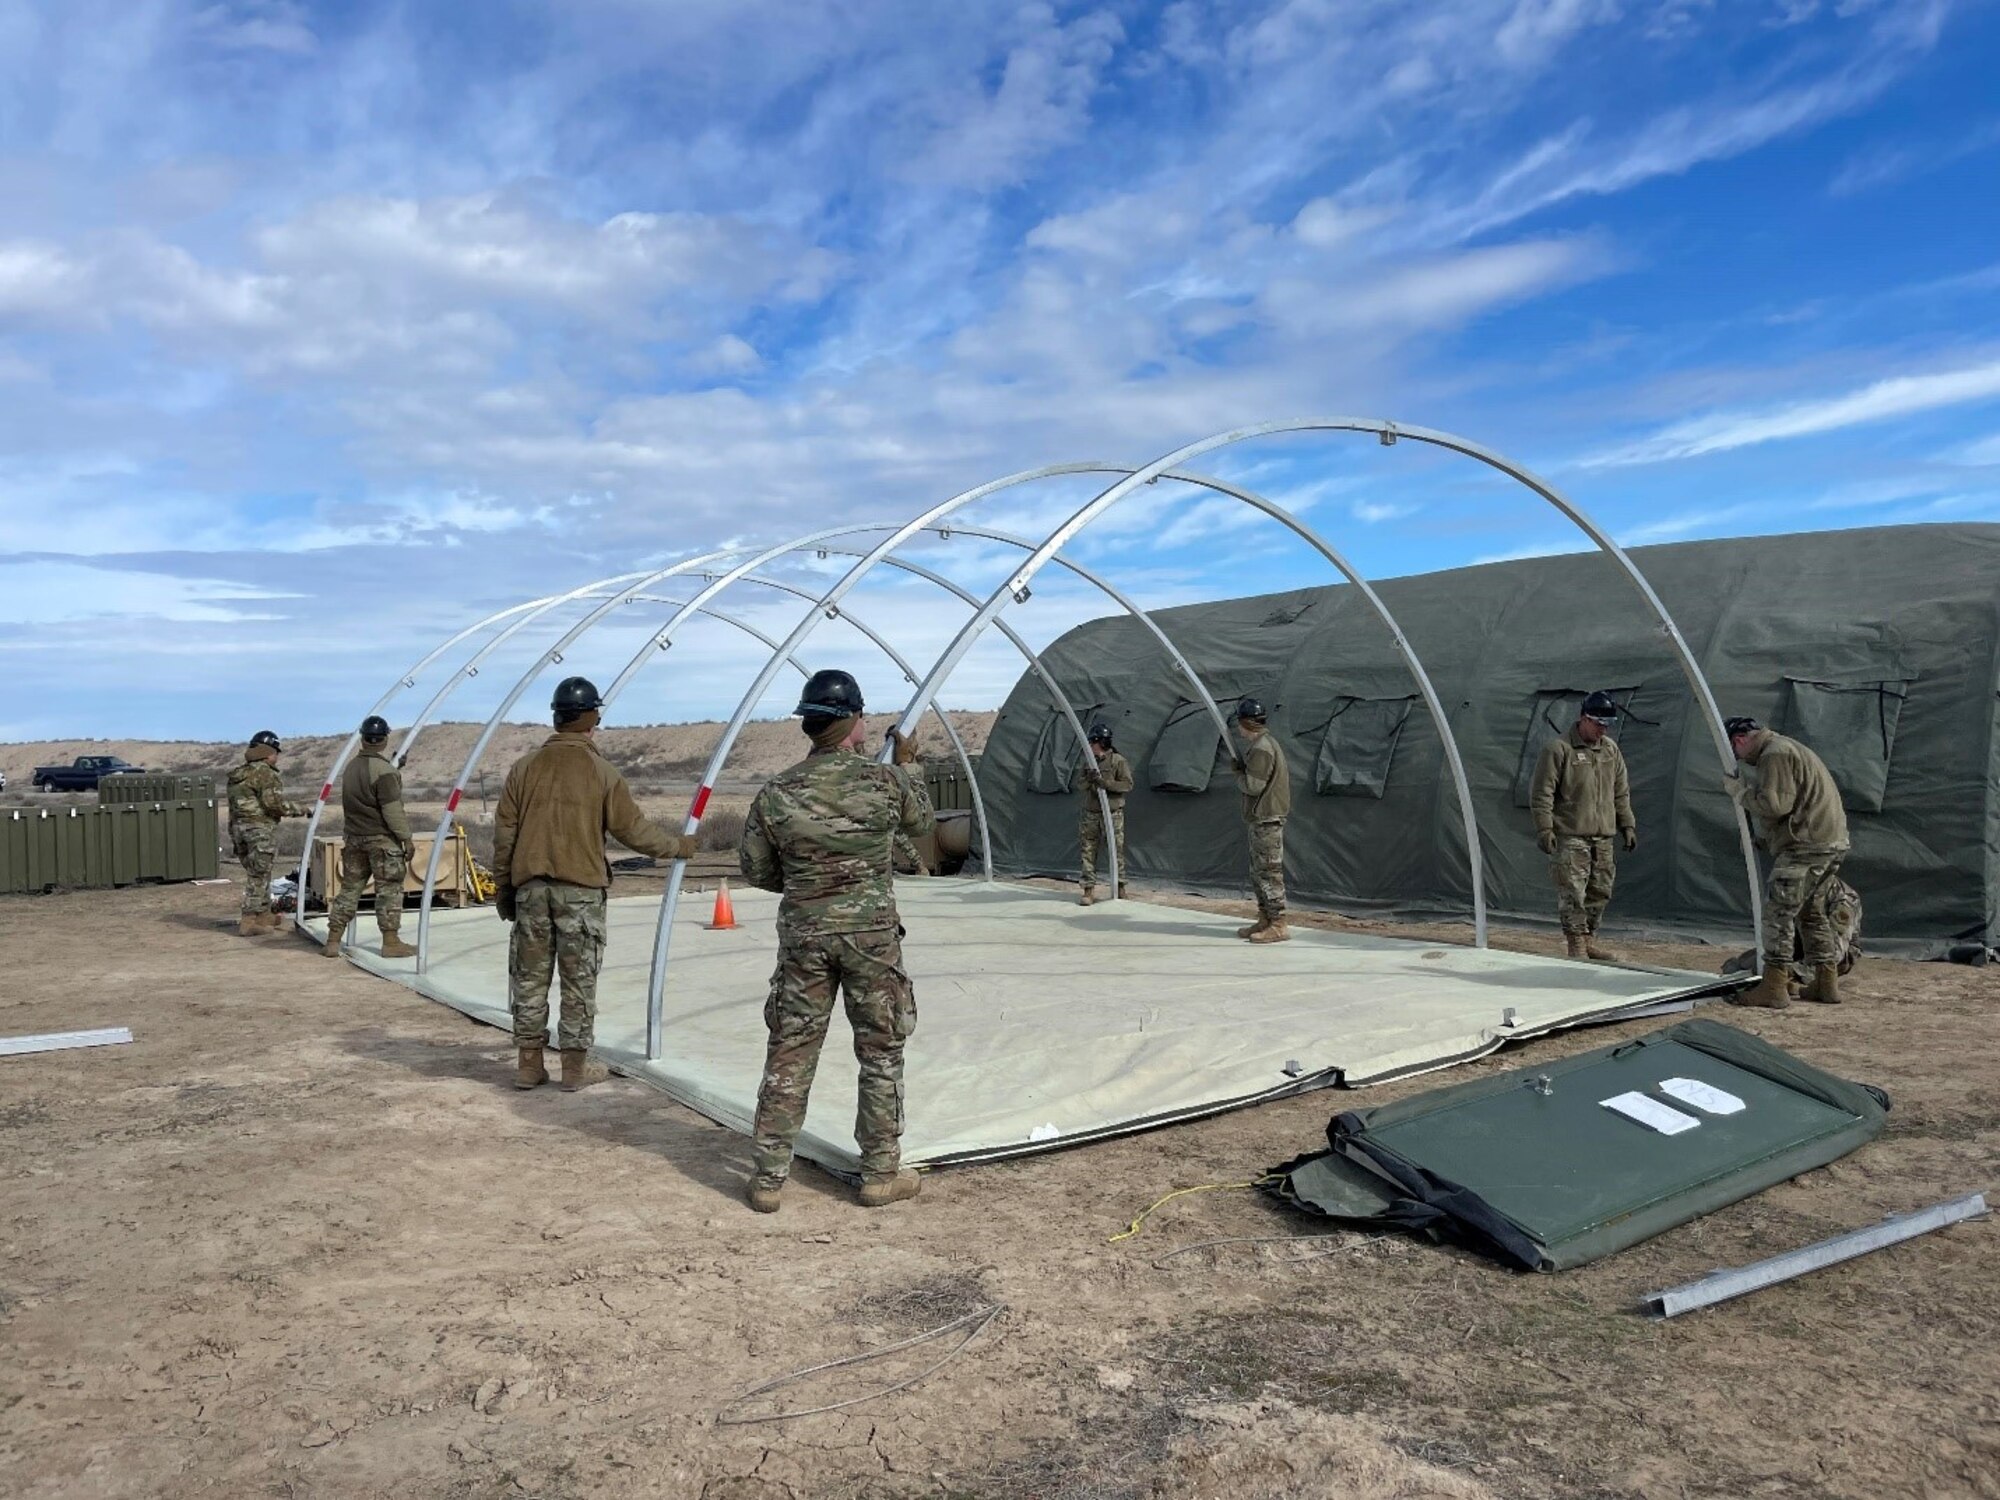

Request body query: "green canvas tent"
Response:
[980, 523, 2000, 956]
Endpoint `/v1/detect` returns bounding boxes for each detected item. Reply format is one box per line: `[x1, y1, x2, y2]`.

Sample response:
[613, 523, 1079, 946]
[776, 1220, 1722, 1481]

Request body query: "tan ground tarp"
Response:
[310, 882, 1729, 1172]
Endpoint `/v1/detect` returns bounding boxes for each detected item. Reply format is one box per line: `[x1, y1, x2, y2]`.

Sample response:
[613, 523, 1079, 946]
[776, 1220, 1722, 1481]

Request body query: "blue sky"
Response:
[3, 0, 1997, 740]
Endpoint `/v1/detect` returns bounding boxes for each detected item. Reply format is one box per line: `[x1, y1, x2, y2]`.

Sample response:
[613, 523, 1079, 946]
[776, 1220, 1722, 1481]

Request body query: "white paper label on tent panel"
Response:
[1601, 1091, 1700, 1135]
[1658, 1077, 1746, 1115]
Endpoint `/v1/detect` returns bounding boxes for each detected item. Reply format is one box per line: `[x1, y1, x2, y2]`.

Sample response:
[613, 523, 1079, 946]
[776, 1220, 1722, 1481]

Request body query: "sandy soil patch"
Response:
[0, 873, 1993, 1498]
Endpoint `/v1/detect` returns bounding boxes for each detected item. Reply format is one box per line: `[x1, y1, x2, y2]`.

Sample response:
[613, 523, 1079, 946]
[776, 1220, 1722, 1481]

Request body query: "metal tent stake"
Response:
[1644, 1193, 1988, 1318]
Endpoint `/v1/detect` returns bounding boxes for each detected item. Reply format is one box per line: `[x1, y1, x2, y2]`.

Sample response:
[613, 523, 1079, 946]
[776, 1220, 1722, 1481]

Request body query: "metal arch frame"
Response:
[636, 528, 1191, 1057]
[408, 526, 1007, 969]
[291, 579, 649, 933]
[323, 589, 818, 956]
[633, 464, 1491, 1061]
[889, 420, 1765, 955]
[665, 567, 993, 882]
[413, 543, 787, 969]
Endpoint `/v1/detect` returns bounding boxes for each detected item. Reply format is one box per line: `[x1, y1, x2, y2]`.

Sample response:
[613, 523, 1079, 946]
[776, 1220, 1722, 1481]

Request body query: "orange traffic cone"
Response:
[707, 879, 737, 931]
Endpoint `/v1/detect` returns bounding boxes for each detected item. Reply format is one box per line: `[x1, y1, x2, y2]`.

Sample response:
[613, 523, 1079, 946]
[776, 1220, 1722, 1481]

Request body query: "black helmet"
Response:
[552, 676, 604, 716]
[795, 669, 864, 719]
[1234, 696, 1266, 723]
[1724, 715, 1761, 738]
[1581, 691, 1619, 724]
[359, 714, 391, 741]
[249, 729, 282, 752]
[1087, 721, 1114, 746]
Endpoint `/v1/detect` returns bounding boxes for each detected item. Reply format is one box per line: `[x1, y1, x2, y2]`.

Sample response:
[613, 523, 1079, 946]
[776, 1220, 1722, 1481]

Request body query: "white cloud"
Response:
[902, 7, 1124, 189]
[1585, 359, 2000, 467]
[0, 559, 297, 625]
[1493, 0, 1620, 67]
[1949, 432, 2000, 466]
[191, 2, 319, 57]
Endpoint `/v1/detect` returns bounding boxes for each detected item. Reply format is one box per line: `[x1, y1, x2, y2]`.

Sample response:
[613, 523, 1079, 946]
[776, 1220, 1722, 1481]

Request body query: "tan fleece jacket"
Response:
[493, 730, 697, 892]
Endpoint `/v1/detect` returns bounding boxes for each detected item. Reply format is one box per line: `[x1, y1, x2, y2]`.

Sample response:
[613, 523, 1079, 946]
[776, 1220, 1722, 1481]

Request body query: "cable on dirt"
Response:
[715, 1302, 1007, 1426]
[1107, 1176, 1282, 1244]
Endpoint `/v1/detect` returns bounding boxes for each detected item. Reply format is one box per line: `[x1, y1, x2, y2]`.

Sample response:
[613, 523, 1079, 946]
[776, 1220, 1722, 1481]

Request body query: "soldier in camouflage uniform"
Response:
[1230, 697, 1292, 943]
[1077, 721, 1133, 905]
[1724, 716, 1852, 1010]
[739, 668, 935, 1214]
[1527, 691, 1638, 962]
[1724, 876, 1861, 991]
[225, 729, 306, 936]
[324, 714, 418, 960]
[493, 676, 700, 1091]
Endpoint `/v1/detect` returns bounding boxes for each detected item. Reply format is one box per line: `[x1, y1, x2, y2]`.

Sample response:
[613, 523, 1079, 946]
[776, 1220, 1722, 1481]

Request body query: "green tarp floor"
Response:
[307, 881, 1735, 1173]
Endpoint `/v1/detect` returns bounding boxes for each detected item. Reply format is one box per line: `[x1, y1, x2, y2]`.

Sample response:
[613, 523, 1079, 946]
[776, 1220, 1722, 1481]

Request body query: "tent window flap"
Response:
[1314, 697, 1416, 799]
[1782, 677, 1911, 813]
[1149, 702, 1229, 793]
[1025, 710, 1083, 794]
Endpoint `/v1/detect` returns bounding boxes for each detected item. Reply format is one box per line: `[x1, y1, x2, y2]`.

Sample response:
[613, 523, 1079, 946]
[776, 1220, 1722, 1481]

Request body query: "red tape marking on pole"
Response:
[446, 788, 462, 812]
[319, 783, 333, 802]
[690, 784, 713, 820]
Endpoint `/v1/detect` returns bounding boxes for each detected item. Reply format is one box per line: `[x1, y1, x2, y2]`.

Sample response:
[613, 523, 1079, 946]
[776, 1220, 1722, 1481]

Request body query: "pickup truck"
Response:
[33, 756, 145, 792]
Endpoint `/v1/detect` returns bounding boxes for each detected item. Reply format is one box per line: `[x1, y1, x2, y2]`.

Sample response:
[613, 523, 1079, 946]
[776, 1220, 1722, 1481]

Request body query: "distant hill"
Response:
[0, 712, 996, 795]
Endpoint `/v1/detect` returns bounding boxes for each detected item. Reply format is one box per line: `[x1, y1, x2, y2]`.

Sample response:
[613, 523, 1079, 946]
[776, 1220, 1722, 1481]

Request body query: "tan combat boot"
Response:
[260, 911, 288, 933]
[746, 1179, 783, 1214]
[320, 920, 347, 957]
[1801, 965, 1842, 1005]
[1585, 935, 1624, 962]
[560, 1050, 608, 1092]
[238, 914, 265, 936]
[1237, 916, 1269, 939]
[379, 932, 417, 959]
[515, 1045, 549, 1089]
[1117, 882, 1129, 900]
[1563, 933, 1587, 960]
[1246, 919, 1291, 944]
[858, 1169, 922, 1208]
[1079, 888, 1095, 907]
[1731, 965, 1793, 1010]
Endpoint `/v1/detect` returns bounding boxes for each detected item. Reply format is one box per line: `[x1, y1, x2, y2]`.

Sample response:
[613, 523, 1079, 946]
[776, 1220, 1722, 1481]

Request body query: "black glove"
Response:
[496, 887, 517, 922]
[1537, 830, 1558, 856]
[1622, 828, 1638, 853]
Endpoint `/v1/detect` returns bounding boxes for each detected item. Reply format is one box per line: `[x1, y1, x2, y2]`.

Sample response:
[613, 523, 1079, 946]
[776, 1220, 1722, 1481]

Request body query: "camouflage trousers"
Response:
[751, 927, 916, 1188]
[230, 821, 278, 917]
[1550, 835, 1616, 937]
[508, 879, 608, 1051]
[328, 837, 409, 935]
[1248, 818, 1286, 919]
[1079, 805, 1127, 891]
[1764, 850, 1847, 971]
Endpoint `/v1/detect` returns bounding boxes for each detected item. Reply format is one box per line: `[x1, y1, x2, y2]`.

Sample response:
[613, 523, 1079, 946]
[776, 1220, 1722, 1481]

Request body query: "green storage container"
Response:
[0, 797, 221, 894]
[925, 756, 982, 813]
[100, 773, 213, 805]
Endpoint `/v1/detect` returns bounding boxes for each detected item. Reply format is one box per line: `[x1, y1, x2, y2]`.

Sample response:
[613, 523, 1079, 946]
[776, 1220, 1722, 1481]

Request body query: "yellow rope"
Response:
[1108, 1175, 1282, 1244]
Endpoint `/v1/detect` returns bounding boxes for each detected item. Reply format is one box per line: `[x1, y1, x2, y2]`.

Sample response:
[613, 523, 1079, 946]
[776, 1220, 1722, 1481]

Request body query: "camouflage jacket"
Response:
[226, 756, 296, 827]
[740, 748, 935, 941]
[341, 747, 412, 848]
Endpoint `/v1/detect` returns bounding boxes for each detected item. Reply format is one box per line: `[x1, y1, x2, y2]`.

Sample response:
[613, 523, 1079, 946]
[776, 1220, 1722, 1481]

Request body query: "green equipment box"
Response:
[1, 799, 222, 895]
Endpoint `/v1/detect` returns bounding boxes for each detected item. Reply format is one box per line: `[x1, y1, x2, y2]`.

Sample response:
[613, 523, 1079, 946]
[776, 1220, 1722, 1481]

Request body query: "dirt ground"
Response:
[1, 872, 1994, 1500]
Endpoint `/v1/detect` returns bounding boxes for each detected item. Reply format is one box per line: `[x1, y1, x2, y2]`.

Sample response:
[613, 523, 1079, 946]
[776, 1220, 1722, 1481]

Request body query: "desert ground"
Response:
[1, 850, 1995, 1497]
